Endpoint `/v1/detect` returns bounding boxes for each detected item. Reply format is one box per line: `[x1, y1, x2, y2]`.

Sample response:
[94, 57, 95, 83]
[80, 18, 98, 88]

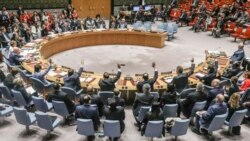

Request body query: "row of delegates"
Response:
[75, 94, 125, 141]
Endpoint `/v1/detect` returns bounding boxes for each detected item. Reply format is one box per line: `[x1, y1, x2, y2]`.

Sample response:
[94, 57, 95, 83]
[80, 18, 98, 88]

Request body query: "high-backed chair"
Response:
[52, 100, 70, 123]
[170, 119, 190, 141]
[200, 113, 227, 138]
[179, 88, 196, 99]
[104, 120, 121, 141]
[0, 84, 14, 103]
[13, 107, 36, 132]
[30, 77, 53, 96]
[144, 120, 164, 140]
[224, 109, 248, 135]
[167, 24, 174, 40]
[17, 68, 32, 84]
[98, 91, 114, 106]
[162, 104, 178, 120]
[61, 87, 82, 102]
[35, 111, 62, 137]
[190, 101, 207, 123]
[32, 96, 53, 112]
[11, 89, 33, 107]
[0, 105, 13, 124]
[77, 119, 95, 138]
[240, 88, 250, 103]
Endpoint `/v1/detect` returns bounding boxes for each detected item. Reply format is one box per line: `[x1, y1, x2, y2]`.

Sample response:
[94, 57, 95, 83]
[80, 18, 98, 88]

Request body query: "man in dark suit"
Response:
[32, 59, 52, 84]
[192, 94, 227, 135]
[8, 47, 24, 66]
[172, 58, 195, 93]
[47, 83, 75, 114]
[108, 88, 125, 107]
[4, 68, 18, 90]
[181, 82, 207, 118]
[221, 62, 241, 79]
[75, 95, 100, 141]
[104, 99, 125, 140]
[197, 61, 218, 86]
[230, 43, 245, 62]
[85, 85, 104, 117]
[63, 60, 83, 92]
[99, 64, 122, 91]
[136, 62, 158, 93]
[207, 79, 224, 106]
[0, 26, 10, 48]
[133, 84, 154, 128]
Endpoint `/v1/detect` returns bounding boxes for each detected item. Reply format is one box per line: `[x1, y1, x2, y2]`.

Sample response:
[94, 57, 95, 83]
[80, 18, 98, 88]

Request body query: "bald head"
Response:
[216, 94, 224, 104]
[238, 43, 244, 49]
[86, 85, 94, 94]
[211, 79, 220, 88]
[13, 47, 20, 54]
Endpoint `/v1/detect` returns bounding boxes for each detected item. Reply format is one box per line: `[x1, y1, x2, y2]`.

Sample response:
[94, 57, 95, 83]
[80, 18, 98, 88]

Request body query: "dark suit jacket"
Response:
[99, 70, 121, 91]
[200, 102, 227, 128]
[48, 90, 75, 114]
[136, 70, 158, 93]
[133, 93, 154, 116]
[181, 91, 207, 118]
[108, 96, 125, 107]
[172, 63, 195, 93]
[63, 67, 83, 91]
[89, 94, 104, 116]
[8, 52, 23, 66]
[230, 49, 245, 62]
[104, 107, 125, 133]
[222, 67, 241, 78]
[75, 104, 100, 130]
[228, 83, 240, 98]
[0, 32, 10, 48]
[160, 92, 177, 107]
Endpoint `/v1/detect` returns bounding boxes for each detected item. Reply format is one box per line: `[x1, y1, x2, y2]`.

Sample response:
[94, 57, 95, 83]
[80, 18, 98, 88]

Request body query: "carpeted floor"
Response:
[51, 26, 250, 76]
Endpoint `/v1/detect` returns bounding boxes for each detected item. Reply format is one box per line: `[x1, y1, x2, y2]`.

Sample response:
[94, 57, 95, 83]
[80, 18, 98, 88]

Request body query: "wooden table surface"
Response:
[21, 30, 229, 102]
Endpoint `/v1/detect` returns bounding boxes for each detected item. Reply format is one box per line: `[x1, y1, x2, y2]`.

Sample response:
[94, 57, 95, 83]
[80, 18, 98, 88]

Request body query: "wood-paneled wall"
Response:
[72, 0, 111, 18]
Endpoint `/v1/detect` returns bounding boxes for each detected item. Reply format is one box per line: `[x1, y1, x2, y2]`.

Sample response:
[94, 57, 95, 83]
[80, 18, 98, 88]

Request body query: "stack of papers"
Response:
[80, 77, 94, 83]
[195, 73, 205, 78]
[164, 77, 173, 83]
[26, 86, 35, 94]
[34, 39, 44, 43]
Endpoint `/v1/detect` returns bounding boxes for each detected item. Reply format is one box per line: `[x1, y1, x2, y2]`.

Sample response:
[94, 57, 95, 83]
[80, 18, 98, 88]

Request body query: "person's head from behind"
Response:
[10, 68, 18, 76]
[53, 83, 61, 91]
[196, 82, 204, 92]
[113, 88, 120, 97]
[143, 73, 149, 81]
[230, 76, 238, 84]
[151, 102, 161, 114]
[103, 72, 109, 79]
[238, 42, 244, 50]
[13, 78, 23, 87]
[108, 98, 117, 111]
[228, 93, 240, 109]
[68, 69, 74, 76]
[86, 85, 94, 94]
[211, 79, 220, 88]
[10, 41, 17, 47]
[166, 84, 175, 93]
[176, 66, 183, 74]
[216, 94, 224, 104]
[13, 47, 21, 55]
[34, 64, 42, 72]
[143, 83, 151, 94]
[79, 95, 91, 105]
[244, 71, 250, 79]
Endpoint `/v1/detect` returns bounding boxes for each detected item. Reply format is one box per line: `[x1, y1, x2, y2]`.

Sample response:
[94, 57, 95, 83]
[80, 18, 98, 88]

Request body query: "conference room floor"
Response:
[50, 25, 250, 75]
[0, 107, 249, 141]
